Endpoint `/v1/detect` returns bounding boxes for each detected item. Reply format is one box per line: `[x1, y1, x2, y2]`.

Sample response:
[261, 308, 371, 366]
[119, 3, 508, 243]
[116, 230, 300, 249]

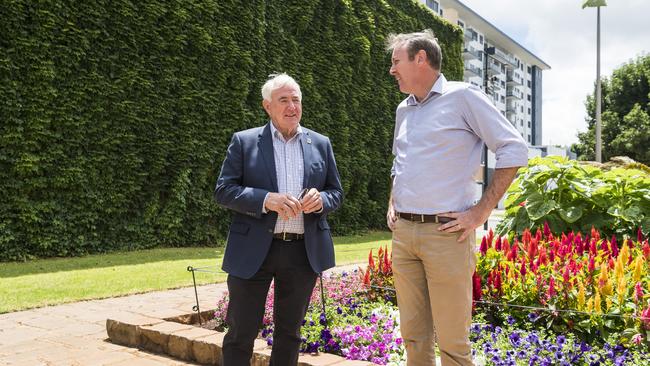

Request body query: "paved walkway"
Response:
[0, 280, 230, 365]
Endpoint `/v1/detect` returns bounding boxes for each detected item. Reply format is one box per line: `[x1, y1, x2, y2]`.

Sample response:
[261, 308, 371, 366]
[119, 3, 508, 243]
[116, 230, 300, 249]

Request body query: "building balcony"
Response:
[464, 27, 478, 41]
[486, 61, 502, 76]
[464, 64, 483, 78]
[463, 47, 481, 60]
[506, 89, 523, 100]
[489, 47, 517, 68]
[506, 72, 524, 86]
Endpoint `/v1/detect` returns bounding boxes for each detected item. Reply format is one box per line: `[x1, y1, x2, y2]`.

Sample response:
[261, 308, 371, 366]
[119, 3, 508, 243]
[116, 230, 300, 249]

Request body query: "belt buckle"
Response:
[282, 232, 288, 241]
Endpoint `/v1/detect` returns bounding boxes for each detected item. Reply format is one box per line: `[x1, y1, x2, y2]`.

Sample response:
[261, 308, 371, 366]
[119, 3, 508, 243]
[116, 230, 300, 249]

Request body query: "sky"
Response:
[457, 0, 650, 146]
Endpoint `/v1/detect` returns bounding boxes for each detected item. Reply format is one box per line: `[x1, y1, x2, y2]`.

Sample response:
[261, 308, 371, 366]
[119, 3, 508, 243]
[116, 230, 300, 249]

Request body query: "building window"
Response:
[527, 66, 532, 74]
[479, 35, 483, 44]
[527, 80, 531, 88]
[527, 134, 531, 142]
[426, 0, 439, 13]
[528, 108, 531, 115]
[520, 120, 523, 126]
[520, 106, 523, 113]
[528, 121, 531, 127]
[527, 94, 531, 101]
[500, 95, 505, 103]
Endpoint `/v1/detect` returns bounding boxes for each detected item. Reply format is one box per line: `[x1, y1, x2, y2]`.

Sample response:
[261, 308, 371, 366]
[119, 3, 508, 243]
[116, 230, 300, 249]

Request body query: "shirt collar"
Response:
[270, 121, 302, 142]
[406, 73, 447, 106]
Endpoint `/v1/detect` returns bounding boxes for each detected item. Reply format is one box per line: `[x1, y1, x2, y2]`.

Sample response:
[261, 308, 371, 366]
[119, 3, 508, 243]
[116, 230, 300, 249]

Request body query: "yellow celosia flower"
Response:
[606, 297, 612, 311]
[614, 256, 624, 282]
[594, 292, 602, 314]
[586, 298, 593, 313]
[577, 282, 586, 310]
[619, 243, 630, 267]
[617, 276, 627, 305]
[600, 277, 613, 297]
[632, 256, 644, 282]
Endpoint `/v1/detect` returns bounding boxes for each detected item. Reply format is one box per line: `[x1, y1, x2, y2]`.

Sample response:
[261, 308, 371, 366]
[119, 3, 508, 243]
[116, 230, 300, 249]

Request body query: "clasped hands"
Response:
[265, 188, 322, 220]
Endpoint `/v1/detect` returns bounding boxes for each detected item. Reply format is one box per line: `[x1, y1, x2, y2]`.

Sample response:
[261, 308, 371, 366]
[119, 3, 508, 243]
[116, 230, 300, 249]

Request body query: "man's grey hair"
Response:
[261, 73, 302, 102]
[385, 29, 442, 70]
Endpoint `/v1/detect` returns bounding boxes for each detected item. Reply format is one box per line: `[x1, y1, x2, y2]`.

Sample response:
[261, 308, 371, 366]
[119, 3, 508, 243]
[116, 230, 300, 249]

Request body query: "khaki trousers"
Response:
[392, 218, 476, 366]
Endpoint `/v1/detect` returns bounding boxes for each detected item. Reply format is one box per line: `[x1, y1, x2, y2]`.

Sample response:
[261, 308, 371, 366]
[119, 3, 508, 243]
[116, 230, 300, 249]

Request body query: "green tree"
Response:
[572, 55, 650, 164]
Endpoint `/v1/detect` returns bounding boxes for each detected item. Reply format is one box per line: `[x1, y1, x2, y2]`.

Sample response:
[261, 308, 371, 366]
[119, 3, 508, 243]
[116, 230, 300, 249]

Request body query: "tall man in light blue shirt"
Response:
[385, 30, 528, 366]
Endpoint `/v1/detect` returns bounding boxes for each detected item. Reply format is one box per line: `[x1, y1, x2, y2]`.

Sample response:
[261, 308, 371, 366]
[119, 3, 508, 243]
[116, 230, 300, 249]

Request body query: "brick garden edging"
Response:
[106, 310, 378, 366]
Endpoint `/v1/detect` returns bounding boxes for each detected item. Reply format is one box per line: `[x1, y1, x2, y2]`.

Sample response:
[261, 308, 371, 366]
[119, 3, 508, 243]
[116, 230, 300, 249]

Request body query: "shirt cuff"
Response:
[262, 193, 269, 214]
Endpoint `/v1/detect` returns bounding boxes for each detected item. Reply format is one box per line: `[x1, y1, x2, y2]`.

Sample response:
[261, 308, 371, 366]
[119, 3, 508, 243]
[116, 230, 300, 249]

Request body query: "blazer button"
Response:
[268, 229, 273, 233]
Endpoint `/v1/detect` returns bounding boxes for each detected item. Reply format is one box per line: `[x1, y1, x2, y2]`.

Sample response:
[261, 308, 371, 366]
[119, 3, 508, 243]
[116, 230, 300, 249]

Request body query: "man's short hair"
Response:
[261, 73, 302, 102]
[385, 29, 442, 70]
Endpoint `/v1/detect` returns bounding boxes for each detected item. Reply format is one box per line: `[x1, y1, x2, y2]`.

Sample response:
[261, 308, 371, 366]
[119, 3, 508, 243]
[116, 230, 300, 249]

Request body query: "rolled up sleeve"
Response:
[461, 86, 528, 169]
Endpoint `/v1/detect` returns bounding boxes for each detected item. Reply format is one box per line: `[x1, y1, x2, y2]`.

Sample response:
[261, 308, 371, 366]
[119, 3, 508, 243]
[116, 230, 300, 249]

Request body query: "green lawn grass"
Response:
[0, 231, 391, 313]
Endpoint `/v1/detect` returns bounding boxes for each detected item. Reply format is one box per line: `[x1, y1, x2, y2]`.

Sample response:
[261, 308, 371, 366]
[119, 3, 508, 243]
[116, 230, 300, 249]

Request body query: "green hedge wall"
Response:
[0, 0, 463, 260]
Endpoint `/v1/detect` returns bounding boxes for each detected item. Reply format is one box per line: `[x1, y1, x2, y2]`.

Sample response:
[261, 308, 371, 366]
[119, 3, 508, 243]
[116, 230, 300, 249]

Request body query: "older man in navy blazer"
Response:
[215, 73, 343, 366]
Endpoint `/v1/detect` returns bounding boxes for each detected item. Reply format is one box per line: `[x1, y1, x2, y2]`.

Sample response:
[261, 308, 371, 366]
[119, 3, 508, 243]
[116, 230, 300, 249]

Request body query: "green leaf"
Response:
[558, 206, 584, 223]
[526, 196, 557, 221]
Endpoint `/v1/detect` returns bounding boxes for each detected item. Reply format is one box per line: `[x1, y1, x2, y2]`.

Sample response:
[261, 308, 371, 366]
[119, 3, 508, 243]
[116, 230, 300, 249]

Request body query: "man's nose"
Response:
[389, 65, 396, 75]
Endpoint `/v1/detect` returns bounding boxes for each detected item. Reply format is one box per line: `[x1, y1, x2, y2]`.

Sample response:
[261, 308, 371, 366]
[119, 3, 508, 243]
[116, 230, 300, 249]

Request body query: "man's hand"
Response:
[437, 206, 491, 242]
[265, 193, 302, 220]
[300, 188, 323, 214]
[386, 200, 398, 231]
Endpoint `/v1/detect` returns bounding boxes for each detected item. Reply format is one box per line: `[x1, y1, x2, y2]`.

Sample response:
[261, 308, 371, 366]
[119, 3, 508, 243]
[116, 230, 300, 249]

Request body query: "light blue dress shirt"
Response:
[391, 74, 528, 215]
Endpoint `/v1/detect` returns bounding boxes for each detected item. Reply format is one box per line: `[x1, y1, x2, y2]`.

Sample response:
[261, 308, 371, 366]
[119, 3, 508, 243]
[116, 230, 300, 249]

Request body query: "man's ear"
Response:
[416, 49, 427, 65]
[262, 100, 270, 114]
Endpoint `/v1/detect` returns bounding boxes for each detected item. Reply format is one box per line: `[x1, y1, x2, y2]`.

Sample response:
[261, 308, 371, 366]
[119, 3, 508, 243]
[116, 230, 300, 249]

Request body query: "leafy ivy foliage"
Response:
[497, 157, 650, 238]
[0, 0, 463, 260]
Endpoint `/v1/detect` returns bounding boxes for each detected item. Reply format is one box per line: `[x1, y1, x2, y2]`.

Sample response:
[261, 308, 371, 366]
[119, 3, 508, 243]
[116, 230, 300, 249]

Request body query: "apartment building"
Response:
[419, 0, 551, 206]
[419, 0, 550, 146]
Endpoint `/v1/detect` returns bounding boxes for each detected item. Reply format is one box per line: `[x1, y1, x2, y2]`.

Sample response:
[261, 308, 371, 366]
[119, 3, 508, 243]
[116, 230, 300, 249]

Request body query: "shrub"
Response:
[496, 156, 650, 238]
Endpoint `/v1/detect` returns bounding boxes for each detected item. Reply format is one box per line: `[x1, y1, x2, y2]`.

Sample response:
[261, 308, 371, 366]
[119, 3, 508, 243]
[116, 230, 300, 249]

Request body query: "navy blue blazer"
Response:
[215, 123, 343, 279]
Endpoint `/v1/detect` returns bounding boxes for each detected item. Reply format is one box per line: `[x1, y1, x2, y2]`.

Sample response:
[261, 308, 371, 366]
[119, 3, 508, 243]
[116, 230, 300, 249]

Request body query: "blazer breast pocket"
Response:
[311, 161, 325, 172]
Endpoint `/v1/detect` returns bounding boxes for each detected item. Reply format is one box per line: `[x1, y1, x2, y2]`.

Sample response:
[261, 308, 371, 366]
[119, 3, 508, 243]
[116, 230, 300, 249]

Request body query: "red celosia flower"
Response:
[502, 238, 510, 255]
[638, 227, 644, 244]
[591, 226, 600, 242]
[487, 228, 494, 248]
[368, 249, 375, 271]
[634, 282, 644, 304]
[641, 306, 650, 330]
[520, 259, 527, 277]
[543, 222, 551, 239]
[495, 236, 502, 251]
[642, 241, 650, 259]
[588, 255, 595, 273]
[610, 236, 619, 258]
[472, 271, 482, 302]
[480, 237, 488, 255]
[547, 277, 556, 298]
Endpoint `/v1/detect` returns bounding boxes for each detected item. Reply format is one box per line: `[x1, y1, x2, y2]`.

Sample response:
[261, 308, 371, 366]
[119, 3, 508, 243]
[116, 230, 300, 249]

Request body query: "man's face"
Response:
[263, 84, 302, 132]
[389, 46, 420, 95]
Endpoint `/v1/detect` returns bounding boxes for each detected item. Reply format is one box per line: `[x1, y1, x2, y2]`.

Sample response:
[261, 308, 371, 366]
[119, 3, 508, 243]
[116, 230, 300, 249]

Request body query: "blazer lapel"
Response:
[300, 130, 312, 189]
[258, 123, 278, 192]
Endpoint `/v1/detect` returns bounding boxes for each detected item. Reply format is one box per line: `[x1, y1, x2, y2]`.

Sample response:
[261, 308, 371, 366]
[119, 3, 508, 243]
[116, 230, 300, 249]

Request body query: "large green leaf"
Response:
[558, 206, 584, 223]
[525, 193, 557, 221]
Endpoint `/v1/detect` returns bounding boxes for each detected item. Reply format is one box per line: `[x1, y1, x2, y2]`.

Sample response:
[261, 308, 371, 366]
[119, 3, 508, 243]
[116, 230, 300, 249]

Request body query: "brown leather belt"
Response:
[397, 212, 454, 224]
[272, 233, 305, 241]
